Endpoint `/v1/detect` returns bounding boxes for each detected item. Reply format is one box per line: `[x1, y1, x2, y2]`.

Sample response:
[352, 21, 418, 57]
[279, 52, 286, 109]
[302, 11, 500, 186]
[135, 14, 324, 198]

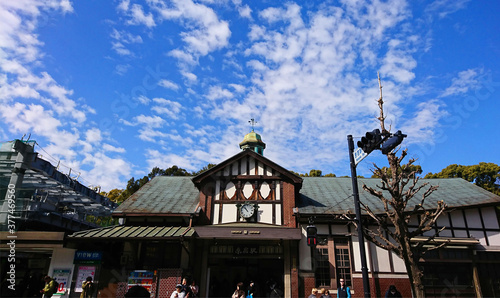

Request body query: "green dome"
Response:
[239, 131, 266, 155]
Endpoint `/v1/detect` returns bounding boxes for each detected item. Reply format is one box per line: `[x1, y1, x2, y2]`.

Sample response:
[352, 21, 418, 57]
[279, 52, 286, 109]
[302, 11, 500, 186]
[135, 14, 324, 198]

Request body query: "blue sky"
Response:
[1, 0, 499, 191]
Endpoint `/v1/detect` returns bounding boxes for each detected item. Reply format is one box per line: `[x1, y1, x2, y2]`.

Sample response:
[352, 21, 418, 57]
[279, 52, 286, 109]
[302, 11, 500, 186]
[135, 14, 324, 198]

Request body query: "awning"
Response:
[195, 225, 301, 240]
[68, 225, 195, 240]
[68, 225, 301, 241]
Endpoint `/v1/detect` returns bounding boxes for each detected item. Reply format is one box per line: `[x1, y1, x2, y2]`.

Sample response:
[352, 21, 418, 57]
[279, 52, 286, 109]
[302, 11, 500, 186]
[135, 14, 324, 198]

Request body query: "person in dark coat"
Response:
[337, 279, 351, 298]
[385, 285, 402, 298]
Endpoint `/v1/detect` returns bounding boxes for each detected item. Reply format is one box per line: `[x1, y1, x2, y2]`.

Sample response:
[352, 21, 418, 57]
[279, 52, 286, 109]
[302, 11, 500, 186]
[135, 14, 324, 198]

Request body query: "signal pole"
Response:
[347, 135, 371, 298]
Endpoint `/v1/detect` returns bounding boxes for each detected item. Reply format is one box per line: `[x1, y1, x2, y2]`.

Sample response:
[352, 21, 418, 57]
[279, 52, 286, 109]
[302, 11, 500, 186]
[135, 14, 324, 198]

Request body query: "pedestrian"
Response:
[308, 288, 318, 298]
[385, 285, 402, 298]
[247, 280, 257, 297]
[80, 276, 94, 298]
[337, 279, 351, 298]
[40, 276, 57, 298]
[322, 289, 332, 298]
[190, 279, 199, 297]
[232, 282, 245, 298]
[170, 284, 185, 298]
[181, 278, 193, 297]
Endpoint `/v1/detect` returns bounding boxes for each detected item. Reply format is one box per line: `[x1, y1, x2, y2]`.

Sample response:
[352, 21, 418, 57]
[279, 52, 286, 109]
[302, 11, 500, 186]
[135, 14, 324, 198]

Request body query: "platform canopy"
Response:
[0, 140, 117, 228]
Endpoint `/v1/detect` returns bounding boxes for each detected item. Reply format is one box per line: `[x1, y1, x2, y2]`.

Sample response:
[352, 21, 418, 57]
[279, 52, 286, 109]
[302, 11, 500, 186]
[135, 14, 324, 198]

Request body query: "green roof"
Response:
[298, 177, 500, 214]
[113, 176, 199, 215]
[113, 176, 500, 216]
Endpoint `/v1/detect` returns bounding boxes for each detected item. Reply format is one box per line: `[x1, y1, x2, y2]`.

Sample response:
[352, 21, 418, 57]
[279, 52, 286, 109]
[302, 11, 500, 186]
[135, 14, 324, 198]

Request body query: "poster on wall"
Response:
[75, 266, 96, 292]
[52, 269, 71, 295]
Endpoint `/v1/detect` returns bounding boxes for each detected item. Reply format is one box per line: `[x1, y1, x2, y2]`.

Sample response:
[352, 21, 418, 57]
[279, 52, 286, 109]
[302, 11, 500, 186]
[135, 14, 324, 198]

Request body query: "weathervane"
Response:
[249, 118, 257, 132]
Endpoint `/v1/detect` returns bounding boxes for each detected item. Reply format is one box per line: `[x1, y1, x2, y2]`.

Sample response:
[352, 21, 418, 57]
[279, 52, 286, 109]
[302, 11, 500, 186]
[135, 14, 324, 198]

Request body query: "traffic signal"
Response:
[381, 130, 407, 154]
[357, 129, 382, 154]
[306, 225, 317, 247]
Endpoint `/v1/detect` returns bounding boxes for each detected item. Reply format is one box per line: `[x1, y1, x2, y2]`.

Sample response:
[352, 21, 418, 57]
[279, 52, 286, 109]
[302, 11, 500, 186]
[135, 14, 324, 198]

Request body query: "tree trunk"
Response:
[408, 261, 425, 298]
[401, 243, 425, 298]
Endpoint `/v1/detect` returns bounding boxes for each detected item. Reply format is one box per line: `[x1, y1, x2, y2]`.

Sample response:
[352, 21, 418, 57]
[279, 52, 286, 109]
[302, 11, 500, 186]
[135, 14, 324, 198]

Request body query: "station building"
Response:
[68, 131, 500, 297]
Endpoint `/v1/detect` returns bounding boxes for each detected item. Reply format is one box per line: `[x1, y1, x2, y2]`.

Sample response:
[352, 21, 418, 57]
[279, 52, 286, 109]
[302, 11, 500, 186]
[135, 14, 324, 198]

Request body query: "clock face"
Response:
[240, 204, 255, 219]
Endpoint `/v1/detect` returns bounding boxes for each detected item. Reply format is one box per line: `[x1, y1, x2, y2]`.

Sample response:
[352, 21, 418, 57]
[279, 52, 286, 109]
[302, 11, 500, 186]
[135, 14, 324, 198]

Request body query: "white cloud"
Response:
[380, 39, 417, 84]
[229, 84, 245, 93]
[114, 64, 131, 75]
[206, 86, 233, 100]
[112, 41, 132, 56]
[425, 0, 470, 19]
[181, 71, 197, 82]
[85, 128, 102, 144]
[111, 28, 143, 44]
[136, 95, 151, 105]
[151, 98, 183, 119]
[148, 0, 231, 64]
[117, 0, 129, 12]
[81, 151, 132, 191]
[440, 69, 480, 98]
[145, 149, 197, 172]
[134, 114, 166, 128]
[110, 28, 143, 56]
[401, 99, 448, 144]
[159, 79, 180, 90]
[103, 143, 126, 153]
[128, 3, 156, 27]
[137, 127, 168, 143]
[238, 5, 252, 19]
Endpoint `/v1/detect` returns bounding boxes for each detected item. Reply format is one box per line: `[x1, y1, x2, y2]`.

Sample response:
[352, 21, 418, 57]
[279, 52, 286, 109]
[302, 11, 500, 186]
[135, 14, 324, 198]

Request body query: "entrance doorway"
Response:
[208, 257, 284, 298]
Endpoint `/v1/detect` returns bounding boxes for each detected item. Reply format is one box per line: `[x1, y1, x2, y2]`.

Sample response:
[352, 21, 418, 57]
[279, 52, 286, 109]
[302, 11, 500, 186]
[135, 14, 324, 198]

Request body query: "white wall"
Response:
[299, 225, 313, 271]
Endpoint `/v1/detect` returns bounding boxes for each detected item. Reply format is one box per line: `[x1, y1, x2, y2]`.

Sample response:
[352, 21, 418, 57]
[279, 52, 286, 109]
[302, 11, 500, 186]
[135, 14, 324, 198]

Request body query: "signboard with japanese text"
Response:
[75, 266, 96, 292]
[52, 269, 71, 296]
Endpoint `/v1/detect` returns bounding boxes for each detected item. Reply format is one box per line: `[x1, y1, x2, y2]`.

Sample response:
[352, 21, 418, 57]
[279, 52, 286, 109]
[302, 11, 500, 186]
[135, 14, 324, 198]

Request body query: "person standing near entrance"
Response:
[181, 278, 192, 297]
[232, 282, 245, 298]
[337, 279, 351, 298]
[40, 276, 57, 298]
[190, 280, 199, 297]
[247, 280, 258, 297]
[80, 276, 94, 298]
[170, 284, 185, 298]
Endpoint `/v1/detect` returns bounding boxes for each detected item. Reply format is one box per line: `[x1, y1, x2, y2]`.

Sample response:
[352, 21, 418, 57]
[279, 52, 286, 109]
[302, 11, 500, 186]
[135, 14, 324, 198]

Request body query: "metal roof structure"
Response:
[0, 140, 118, 232]
[68, 225, 195, 240]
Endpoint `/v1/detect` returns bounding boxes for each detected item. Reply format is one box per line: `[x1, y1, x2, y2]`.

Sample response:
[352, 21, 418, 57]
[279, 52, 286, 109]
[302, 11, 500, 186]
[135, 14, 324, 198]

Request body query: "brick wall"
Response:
[291, 266, 299, 298]
[282, 182, 296, 228]
[303, 275, 316, 297]
[155, 269, 183, 298]
[352, 276, 411, 297]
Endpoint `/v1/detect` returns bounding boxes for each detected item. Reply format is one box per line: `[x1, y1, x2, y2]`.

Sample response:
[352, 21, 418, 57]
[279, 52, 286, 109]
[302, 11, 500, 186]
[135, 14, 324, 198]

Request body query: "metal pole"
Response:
[347, 135, 371, 298]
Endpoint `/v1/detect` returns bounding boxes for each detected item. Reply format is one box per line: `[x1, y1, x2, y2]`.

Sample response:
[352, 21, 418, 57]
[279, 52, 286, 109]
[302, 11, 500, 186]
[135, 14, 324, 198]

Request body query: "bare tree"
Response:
[349, 74, 448, 298]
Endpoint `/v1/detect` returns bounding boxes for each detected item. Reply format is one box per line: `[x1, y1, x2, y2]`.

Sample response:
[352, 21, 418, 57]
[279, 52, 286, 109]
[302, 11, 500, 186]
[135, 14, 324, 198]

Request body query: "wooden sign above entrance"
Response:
[234, 245, 259, 255]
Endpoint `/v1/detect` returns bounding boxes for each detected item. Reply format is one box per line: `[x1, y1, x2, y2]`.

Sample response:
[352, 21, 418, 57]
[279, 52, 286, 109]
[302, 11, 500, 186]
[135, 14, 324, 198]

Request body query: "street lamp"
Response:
[347, 130, 406, 298]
